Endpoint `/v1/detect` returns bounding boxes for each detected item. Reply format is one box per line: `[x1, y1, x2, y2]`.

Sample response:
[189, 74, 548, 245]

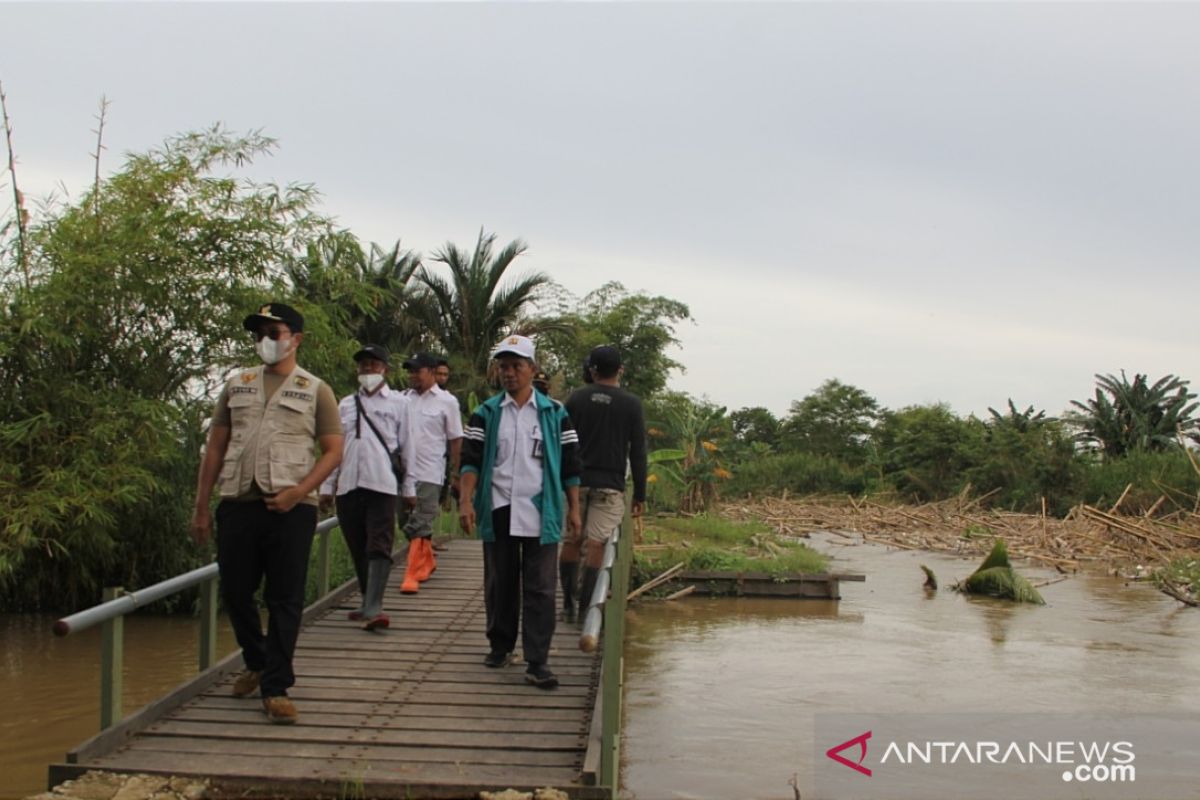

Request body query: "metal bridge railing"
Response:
[577, 507, 634, 797]
[52, 516, 341, 730]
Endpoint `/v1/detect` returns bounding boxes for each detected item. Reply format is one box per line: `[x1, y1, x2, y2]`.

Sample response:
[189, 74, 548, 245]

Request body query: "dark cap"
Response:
[532, 370, 550, 389]
[353, 344, 390, 365]
[243, 302, 304, 333]
[588, 345, 622, 373]
[402, 352, 438, 370]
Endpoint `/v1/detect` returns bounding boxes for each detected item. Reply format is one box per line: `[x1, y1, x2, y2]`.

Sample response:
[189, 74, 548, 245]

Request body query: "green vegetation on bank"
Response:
[632, 516, 829, 589]
[646, 378, 1200, 521]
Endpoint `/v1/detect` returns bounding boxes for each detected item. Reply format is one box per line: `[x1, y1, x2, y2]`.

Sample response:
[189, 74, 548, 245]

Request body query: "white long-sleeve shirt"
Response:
[401, 385, 463, 496]
[490, 393, 545, 538]
[320, 386, 409, 496]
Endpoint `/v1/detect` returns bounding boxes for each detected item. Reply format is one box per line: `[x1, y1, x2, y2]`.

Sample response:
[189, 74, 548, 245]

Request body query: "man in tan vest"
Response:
[191, 302, 343, 724]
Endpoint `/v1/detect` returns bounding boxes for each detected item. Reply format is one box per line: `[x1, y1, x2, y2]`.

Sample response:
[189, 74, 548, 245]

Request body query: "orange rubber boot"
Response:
[416, 538, 437, 583]
[400, 542, 420, 594]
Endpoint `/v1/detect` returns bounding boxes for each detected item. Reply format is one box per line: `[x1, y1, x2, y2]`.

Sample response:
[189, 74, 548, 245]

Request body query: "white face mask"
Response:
[255, 336, 292, 365]
[358, 373, 385, 393]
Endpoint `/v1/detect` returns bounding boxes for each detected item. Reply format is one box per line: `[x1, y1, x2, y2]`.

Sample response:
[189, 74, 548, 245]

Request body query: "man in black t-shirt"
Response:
[561, 346, 648, 622]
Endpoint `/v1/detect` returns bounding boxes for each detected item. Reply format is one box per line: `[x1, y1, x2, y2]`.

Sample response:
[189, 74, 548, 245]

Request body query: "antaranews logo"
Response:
[823, 729, 1136, 783]
[817, 714, 1196, 800]
[826, 730, 873, 777]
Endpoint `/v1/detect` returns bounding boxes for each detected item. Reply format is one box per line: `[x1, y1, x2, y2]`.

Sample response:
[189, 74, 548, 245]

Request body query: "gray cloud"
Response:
[4, 2, 1198, 417]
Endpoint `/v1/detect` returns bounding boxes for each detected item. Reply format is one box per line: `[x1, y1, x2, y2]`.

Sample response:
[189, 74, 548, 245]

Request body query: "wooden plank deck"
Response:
[49, 539, 607, 799]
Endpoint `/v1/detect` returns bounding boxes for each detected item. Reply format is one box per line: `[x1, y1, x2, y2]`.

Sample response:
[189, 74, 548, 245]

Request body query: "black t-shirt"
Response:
[564, 384, 648, 502]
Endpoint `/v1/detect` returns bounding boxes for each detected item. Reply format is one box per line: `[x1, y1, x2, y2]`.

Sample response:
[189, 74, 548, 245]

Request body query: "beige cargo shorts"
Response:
[580, 487, 625, 543]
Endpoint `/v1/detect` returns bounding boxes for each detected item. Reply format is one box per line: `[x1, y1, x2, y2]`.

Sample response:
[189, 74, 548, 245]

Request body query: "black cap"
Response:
[402, 352, 438, 370]
[353, 344, 390, 365]
[243, 302, 304, 333]
[588, 345, 622, 373]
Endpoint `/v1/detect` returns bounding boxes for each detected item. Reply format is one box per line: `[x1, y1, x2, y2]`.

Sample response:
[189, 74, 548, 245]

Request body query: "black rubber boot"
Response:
[578, 566, 600, 623]
[559, 561, 578, 624]
[361, 557, 393, 631]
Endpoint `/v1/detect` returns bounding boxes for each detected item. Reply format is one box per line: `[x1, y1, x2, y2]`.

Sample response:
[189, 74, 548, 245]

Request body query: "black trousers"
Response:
[216, 500, 316, 698]
[335, 489, 397, 593]
[482, 505, 558, 666]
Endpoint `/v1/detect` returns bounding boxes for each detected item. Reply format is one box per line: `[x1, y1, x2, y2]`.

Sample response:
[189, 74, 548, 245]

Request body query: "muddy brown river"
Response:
[3, 532, 1198, 799]
[621, 533, 1200, 799]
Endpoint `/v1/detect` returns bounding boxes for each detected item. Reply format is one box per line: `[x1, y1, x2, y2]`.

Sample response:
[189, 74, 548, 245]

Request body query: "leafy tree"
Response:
[538, 281, 691, 399]
[0, 126, 329, 610]
[964, 400, 1079, 513]
[728, 406, 782, 457]
[1068, 372, 1199, 458]
[873, 403, 981, 501]
[783, 379, 881, 465]
[408, 229, 557, 399]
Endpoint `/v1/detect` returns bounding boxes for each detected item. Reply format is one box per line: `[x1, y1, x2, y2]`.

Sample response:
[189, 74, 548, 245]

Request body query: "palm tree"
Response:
[352, 240, 423, 352]
[410, 228, 559, 396]
[1069, 372, 1199, 457]
[288, 232, 423, 355]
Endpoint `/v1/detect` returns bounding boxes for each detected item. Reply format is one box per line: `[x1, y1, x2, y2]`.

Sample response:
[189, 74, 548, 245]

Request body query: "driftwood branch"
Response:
[1158, 579, 1198, 607]
[627, 562, 685, 602]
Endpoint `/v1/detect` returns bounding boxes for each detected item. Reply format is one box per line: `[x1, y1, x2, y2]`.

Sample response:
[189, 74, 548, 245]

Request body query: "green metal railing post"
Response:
[100, 586, 124, 729]
[600, 508, 633, 796]
[198, 575, 219, 671]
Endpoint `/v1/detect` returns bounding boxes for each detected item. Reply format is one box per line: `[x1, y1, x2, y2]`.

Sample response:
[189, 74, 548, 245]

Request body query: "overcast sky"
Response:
[4, 2, 1198, 418]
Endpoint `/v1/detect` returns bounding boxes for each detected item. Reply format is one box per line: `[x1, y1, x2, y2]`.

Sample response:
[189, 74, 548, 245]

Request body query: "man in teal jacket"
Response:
[459, 335, 582, 689]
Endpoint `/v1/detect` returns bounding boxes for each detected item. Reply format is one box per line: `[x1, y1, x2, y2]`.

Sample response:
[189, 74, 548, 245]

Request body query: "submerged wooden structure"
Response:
[676, 570, 865, 598]
[49, 540, 611, 799]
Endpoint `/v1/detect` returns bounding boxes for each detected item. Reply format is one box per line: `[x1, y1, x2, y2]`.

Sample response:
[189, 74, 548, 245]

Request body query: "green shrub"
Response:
[724, 451, 870, 498]
[1075, 450, 1200, 513]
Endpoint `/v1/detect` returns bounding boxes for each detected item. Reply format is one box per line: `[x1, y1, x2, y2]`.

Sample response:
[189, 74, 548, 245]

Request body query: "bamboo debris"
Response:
[723, 493, 1200, 572]
[627, 562, 685, 602]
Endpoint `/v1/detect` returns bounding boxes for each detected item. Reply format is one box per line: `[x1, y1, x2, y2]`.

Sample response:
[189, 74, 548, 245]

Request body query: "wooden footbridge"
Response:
[49, 525, 631, 800]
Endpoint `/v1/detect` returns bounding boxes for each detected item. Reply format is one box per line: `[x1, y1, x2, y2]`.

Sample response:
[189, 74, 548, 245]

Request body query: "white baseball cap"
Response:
[491, 334, 536, 360]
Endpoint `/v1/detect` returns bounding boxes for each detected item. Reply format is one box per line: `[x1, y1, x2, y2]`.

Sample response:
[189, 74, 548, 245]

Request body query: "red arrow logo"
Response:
[826, 730, 873, 776]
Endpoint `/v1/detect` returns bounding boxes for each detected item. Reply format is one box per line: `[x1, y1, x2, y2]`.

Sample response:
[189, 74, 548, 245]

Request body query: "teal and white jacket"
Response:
[461, 390, 582, 544]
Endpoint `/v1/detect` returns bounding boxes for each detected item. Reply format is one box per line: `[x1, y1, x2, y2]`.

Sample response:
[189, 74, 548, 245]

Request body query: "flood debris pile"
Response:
[723, 491, 1200, 606]
[953, 539, 1045, 604]
[724, 491, 1200, 573]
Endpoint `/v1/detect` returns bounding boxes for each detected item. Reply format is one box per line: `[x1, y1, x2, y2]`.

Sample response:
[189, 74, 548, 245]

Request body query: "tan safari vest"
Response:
[218, 365, 323, 499]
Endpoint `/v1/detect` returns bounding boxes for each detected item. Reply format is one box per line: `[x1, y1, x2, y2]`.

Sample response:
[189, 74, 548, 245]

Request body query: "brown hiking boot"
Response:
[231, 670, 261, 698]
[262, 696, 298, 724]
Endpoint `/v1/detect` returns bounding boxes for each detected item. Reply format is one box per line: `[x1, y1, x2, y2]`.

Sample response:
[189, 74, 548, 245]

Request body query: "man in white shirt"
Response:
[459, 335, 582, 689]
[399, 351, 464, 593]
[319, 345, 408, 631]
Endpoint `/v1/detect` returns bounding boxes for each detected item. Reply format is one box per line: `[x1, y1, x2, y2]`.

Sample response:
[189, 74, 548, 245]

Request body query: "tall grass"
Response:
[634, 514, 829, 586]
